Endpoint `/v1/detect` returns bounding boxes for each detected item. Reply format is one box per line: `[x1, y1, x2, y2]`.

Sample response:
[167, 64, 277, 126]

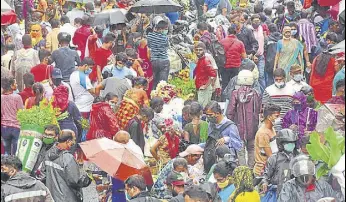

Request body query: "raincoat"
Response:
[2, 171, 54, 202]
[282, 92, 317, 146]
[42, 145, 91, 202]
[278, 179, 341, 202]
[129, 191, 161, 202]
[86, 102, 119, 141]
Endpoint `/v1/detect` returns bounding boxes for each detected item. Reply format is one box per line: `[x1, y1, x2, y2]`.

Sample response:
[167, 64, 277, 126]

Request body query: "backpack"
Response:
[210, 38, 226, 68]
[203, 121, 234, 173]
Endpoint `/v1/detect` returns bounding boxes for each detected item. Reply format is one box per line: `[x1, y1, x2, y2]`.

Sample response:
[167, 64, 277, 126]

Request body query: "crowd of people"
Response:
[1, 0, 346, 201]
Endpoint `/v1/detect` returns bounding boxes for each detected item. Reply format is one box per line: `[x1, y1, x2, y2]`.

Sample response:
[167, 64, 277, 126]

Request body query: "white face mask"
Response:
[275, 81, 286, 89]
[293, 74, 304, 82]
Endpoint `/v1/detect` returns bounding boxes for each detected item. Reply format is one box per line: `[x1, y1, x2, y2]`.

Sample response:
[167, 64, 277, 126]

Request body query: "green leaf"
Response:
[307, 132, 330, 163]
[316, 163, 330, 179]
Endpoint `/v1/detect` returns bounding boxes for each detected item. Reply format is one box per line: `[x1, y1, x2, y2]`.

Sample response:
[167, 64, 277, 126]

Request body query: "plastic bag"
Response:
[261, 186, 277, 202]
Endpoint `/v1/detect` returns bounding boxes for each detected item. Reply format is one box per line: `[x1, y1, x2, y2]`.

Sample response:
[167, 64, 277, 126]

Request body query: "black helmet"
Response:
[300, 85, 313, 95]
[58, 32, 71, 44]
[276, 129, 298, 146]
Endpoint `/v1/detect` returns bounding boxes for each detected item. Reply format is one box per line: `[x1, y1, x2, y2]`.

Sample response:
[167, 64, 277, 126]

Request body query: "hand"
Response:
[306, 62, 312, 68]
[261, 183, 268, 194]
[199, 85, 207, 90]
[289, 124, 298, 131]
[216, 138, 225, 146]
[248, 54, 254, 60]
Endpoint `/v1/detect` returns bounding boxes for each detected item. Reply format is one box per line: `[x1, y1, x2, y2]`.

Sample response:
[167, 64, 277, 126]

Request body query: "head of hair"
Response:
[57, 32, 71, 44]
[276, 5, 285, 14]
[5, 43, 15, 51]
[44, 124, 60, 136]
[125, 175, 147, 191]
[264, 7, 272, 16]
[301, 10, 309, 18]
[60, 15, 70, 24]
[289, 22, 298, 29]
[93, 96, 104, 103]
[268, 23, 278, 33]
[150, 97, 164, 109]
[286, 1, 295, 8]
[183, 185, 209, 202]
[197, 22, 208, 31]
[81, 57, 95, 66]
[58, 129, 74, 143]
[263, 103, 282, 119]
[22, 34, 32, 46]
[50, 19, 60, 28]
[228, 25, 237, 35]
[105, 92, 118, 102]
[1, 155, 22, 170]
[82, 15, 91, 25]
[326, 32, 338, 43]
[1, 77, 15, 92]
[74, 17, 82, 25]
[195, 41, 206, 50]
[215, 145, 231, 159]
[189, 101, 203, 117]
[205, 101, 222, 114]
[259, 13, 267, 23]
[273, 68, 286, 78]
[32, 82, 44, 105]
[336, 79, 345, 90]
[156, 20, 169, 30]
[140, 107, 155, 120]
[182, 105, 191, 114]
[251, 14, 261, 22]
[38, 49, 51, 62]
[184, 99, 194, 106]
[116, 52, 128, 63]
[254, 3, 264, 13]
[173, 158, 188, 170]
[125, 48, 138, 59]
[132, 77, 148, 87]
[103, 32, 116, 43]
[213, 161, 234, 178]
[23, 73, 35, 87]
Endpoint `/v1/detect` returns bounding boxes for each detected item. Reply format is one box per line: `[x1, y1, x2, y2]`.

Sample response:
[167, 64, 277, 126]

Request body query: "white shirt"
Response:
[1, 51, 14, 70]
[286, 80, 310, 93]
[69, 71, 94, 112]
[62, 81, 74, 101]
[59, 23, 77, 47]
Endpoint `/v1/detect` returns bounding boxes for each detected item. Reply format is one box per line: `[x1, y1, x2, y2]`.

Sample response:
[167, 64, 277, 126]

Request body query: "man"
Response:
[46, 19, 60, 52]
[42, 130, 92, 202]
[204, 101, 242, 173]
[166, 172, 186, 202]
[51, 68, 73, 101]
[89, 33, 116, 83]
[31, 124, 60, 178]
[147, 16, 170, 89]
[73, 15, 92, 60]
[278, 155, 341, 202]
[125, 175, 161, 201]
[95, 74, 131, 99]
[262, 68, 295, 132]
[285, 1, 301, 22]
[196, 22, 212, 52]
[194, 42, 217, 107]
[231, 14, 259, 57]
[85, 26, 104, 59]
[12, 34, 40, 91]
[18, 73, 35, 103]
[286, 64, 310, 93]
[220, 25, 247, 90]
[69, 57, 96, 118]
[52, 32, 81, 81]
[333, 57, 345, 95]
[1, 155, 54, 201]
[59, 15, 77, 48]
[111, 23, 128, 54]
[217, 0, 231, 16]
[184, 185, 210, 202]
[328, 79, 345, 104]
[126, 107, 154, 152]
[254, 103, 281, 176]
[203, 0, 220, 15]
[114, 130, 144, 160]
[102, 52, 136, 80]
[251, 14, 266, 92]
[1, 43, 15, 70]
[30, 49, 53, 82]
[297, 11, 318, 55]
[261, 129, 299, 195]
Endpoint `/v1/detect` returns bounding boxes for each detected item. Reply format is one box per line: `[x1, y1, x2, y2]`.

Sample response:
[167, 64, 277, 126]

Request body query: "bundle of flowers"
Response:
[169, 69, 196, 100]
[151, 81, 178, 103]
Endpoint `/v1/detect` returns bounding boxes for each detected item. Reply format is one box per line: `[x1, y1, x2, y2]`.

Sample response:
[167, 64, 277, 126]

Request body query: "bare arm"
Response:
[264, 147, 273, 158]
[95, 83, 105, 96]
[150, 141, 161, 161]
[96, 66, 102, 83]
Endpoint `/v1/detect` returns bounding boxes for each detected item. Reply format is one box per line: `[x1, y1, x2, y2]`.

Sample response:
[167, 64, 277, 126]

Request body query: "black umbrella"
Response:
[91, 8, 128, 26]
[129, 0, 183, 14]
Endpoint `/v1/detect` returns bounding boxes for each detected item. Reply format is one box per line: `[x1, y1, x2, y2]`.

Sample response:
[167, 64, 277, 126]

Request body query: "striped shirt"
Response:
[147, 32, 169, 61]
[297, 19, 317, 53]
[262, 84, 295, 132]
[1, 94, 24, 128]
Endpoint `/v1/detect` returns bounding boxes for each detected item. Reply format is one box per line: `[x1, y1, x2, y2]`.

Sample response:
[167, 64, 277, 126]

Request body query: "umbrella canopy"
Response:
[65, 0, 94, 3]
[129, 0, 183, 14]
[1, 0, 12, 13]
[92, 8, 127, 26]
[329, 40, 345, 54]
[79, 138, 147, 181]
[1, 10, 16, 25]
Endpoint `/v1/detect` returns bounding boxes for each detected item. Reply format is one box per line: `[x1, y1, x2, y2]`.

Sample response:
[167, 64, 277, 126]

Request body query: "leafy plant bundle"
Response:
[306, 127, 345, 179]
[169, 69, 196, 100]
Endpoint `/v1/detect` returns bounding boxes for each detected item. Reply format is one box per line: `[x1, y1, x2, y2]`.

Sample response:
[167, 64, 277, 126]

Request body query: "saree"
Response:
[277, 39, 304, 80]
[115, 97, 140, 130]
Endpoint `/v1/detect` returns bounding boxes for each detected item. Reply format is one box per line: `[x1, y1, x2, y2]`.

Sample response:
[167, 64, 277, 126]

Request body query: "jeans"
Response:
[221, 67, 239, 91]
[257, 55, 266, 93]
[265, 71, 274, 87]
[238, 139, 255, 169]
[152, 59, 170, 90]
[1, 126, 20, 155]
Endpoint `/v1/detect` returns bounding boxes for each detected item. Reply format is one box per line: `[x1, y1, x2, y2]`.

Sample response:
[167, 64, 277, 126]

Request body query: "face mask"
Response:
[293, 103, 302, 111]
[217, 178, 230, 189]
[207, 116, 218, 124]
[1, 172, 11, 182]
[126, 60, 133, 67]
[125, 192, 131, 200]
[293, 74, 303, 82]
[252, 23, 260, 29]
[109, 102, 116, 109]
[291, 30, 298, 36]
[284, 143, 296, 153]
[162, 30, 168, 35]
[297, 175, 313, 187]
[43, 137, 55, 145]
[179, 172, 189, 181]
[275, 81, 286, 89]
[84, 69, 92, 75]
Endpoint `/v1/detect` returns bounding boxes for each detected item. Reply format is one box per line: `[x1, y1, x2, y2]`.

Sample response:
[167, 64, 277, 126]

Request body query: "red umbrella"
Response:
[79, 138, 148, 181]
[1, 10, 17, 26]
[317, 0, 341, 7]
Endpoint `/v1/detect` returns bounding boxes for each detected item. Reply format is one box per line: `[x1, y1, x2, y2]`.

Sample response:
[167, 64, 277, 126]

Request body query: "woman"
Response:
[310, 50, 337, 104]
[274, 26, 304, 80]
[229, 166, 261, 202]
[183, 102, 208, 144]
[86, 96, 119, 141]
[116, 77, 149, 130]
[30, 24, 46, 50]
[52, 85, 81, 139]
[25, 82, 45, 109]
[150, 118, 181, 166]
[282, 92, 318, 146]
[213, 161, 236, 202]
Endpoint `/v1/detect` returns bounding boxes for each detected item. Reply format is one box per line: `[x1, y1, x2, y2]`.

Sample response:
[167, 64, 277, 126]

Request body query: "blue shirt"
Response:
[102, 65, 136, 79]
[166, 12, 180, 24]
[219, 184, 235, 202]
[204, 0, 220, 10]
[333, 67, 345, 95]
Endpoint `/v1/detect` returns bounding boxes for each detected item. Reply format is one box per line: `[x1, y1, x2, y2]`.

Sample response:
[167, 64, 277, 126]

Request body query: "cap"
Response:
[179, 144, 204, 158]
[166, 172, 185, 186]
[153, 16, 166, 26]
[51, 68, 63, 79]
[237, 70, 254, 86]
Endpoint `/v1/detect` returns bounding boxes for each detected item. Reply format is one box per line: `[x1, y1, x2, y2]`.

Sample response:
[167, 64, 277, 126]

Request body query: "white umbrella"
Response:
[329, 40, 345, 54]
[1, 0, 12, 13]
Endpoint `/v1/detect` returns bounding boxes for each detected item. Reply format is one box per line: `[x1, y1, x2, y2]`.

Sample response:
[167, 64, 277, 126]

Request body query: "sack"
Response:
[210, 39, 226, 68]
[261, 186, 277, 202]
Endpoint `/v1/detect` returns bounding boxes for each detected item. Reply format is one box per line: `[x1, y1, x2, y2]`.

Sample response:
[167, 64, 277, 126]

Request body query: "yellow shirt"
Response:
[233, 191, 261, 202]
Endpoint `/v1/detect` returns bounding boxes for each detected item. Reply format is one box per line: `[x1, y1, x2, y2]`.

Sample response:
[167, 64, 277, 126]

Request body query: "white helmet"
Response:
[237, 70, 254, 86]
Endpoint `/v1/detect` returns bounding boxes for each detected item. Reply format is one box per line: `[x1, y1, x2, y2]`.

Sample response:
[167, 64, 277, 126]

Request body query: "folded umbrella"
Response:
[79, 138, 147, 181]
[129, 0, 183, 14]
[91, 8, 128, 26]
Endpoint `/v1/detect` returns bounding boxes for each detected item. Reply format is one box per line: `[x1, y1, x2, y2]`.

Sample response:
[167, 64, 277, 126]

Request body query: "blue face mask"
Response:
[291, 30, 298, 36]
[284, 143, 296, 153]
[162, 30, 168, 35]
[125, 192, 131, 200]
[293, 103, 302, 111]
[84, 69, 92, 75]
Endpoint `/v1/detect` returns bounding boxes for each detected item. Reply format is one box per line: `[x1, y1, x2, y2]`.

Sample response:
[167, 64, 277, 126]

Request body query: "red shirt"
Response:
[194, 56, 217, 90]
[30, 64, 53, 82]
[220, 35, 246, 68]
[73, 25, 92, 60]
[89, 47, 113, 82]
[18, 87, 34, 104]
